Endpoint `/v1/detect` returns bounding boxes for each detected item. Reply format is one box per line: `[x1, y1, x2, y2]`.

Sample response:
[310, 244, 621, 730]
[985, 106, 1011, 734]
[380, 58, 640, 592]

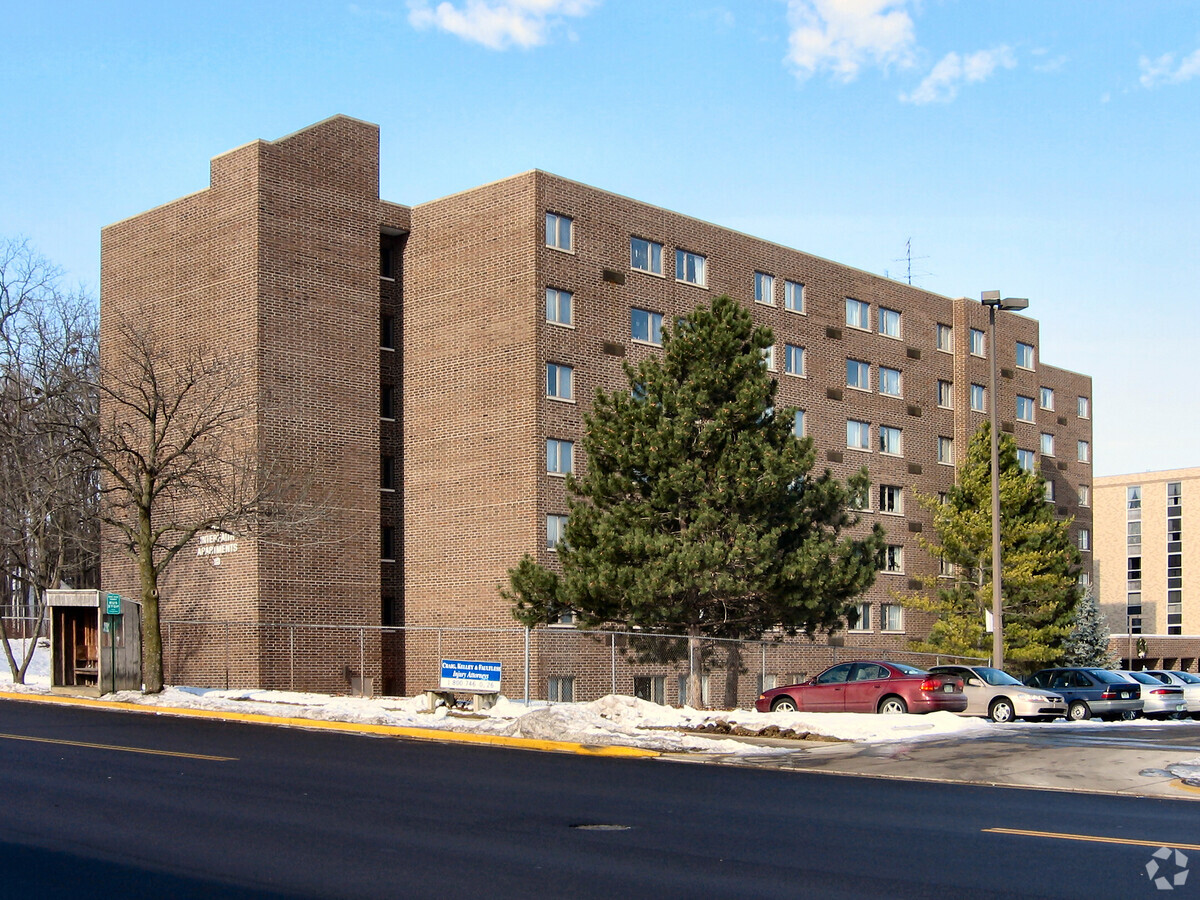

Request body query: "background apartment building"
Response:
[100, 116, 1093, 697]
[1095, 469, 1200, 671]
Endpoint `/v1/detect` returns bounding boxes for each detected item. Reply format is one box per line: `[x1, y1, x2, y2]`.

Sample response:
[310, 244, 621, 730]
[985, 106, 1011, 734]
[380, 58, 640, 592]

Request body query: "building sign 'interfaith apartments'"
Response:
[100, 116, 1093, 696]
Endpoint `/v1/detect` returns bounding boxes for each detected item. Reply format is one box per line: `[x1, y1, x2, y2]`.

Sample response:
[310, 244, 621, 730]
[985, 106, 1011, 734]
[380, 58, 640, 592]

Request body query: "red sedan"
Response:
[755, 660, 967, 715]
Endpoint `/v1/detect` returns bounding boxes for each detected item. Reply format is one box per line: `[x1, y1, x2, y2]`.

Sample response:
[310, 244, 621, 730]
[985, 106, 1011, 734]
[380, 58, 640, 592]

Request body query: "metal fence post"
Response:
[224, 622, 230, 689]
[359, 627, 365, 686]
[610, 633, 616, 695]
[289, 626, 295, 691]
[761, 641, 766, 690]
[524, 626, 530, 705]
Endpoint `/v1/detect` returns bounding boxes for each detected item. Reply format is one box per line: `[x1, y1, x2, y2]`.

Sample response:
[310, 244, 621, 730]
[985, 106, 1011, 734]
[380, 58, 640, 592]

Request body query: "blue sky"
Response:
[3, 1, 1197, 476]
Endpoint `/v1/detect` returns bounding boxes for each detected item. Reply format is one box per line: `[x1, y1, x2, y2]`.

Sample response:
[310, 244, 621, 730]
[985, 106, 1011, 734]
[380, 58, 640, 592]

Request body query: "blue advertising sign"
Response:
[440, 659, 502, 692]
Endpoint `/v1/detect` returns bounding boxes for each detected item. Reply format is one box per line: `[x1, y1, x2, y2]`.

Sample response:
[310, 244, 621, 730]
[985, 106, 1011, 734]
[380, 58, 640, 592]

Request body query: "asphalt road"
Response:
[1, 698, 1196, 899]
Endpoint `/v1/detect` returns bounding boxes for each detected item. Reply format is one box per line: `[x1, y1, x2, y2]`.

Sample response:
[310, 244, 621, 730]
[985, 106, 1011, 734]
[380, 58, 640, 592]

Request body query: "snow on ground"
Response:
[0, 639, 1169, 755]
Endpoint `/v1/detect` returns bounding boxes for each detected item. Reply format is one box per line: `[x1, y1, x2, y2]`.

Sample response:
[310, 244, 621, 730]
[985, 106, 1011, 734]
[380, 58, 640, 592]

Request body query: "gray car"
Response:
[1026, 667, 1144, 721]
[929, 665, 1066, 722]
[1144, 670, 1200, 718]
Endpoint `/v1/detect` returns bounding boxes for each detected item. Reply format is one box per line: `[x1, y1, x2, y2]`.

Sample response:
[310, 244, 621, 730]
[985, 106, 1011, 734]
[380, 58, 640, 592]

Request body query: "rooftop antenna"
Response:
[893, 238, 932, 286]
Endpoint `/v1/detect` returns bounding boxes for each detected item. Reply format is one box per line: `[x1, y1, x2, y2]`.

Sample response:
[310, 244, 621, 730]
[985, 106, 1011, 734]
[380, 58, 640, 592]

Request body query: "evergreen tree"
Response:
[1062, 588, 1117, 668]
[904, 422, 1081, 672]
[504, 295, 885, 666]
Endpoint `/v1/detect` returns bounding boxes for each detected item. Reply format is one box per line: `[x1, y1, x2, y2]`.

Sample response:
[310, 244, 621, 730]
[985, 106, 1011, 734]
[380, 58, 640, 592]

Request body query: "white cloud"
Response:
[407, 0, 598, 50]
[900, 45, 1016, 104]
[1139, 48, 1200, 88]
[785, 0, 916, 83]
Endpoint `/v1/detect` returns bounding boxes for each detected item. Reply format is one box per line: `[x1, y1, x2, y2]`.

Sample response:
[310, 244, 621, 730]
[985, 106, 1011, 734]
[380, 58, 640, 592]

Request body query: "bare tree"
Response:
[0, 239, 99, 682]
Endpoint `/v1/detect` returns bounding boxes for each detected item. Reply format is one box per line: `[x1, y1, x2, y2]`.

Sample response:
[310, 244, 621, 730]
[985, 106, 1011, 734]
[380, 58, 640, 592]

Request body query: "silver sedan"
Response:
[929, 665, 1067, 722]
[1143, 670, 1200, 718]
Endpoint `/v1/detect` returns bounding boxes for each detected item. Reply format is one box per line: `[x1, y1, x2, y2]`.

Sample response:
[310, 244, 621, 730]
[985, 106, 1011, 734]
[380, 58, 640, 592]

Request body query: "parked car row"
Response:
[755, 660, 1200, 722]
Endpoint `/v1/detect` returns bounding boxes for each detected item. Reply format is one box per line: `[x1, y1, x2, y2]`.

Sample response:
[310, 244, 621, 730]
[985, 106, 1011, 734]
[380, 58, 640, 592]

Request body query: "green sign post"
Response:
[105, 593, 122, 616]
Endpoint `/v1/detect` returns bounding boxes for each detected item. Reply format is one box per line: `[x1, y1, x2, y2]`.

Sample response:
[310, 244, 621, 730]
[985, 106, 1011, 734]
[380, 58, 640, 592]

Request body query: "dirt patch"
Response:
[677, 719, 845, 742]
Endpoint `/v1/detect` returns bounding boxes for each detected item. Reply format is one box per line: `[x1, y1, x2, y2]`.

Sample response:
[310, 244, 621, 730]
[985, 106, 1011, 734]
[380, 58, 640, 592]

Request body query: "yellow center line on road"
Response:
[0, 732, 236, 761]
[984, 827, 1200, 852]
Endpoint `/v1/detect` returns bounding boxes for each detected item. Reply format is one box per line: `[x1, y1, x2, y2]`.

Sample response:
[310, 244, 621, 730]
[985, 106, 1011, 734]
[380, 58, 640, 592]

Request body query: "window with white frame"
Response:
[761, 344, 775, 371]
[546, 514, 569, 550]
[1040, 433, 1055, 456]
[969, 328, 986, 356]
[631, 308, 663, 345]
[754, 272, 774, 305]
[880, 367, 902, 397]
[1078, 485, 1090, 507]
[1016, 395, 1035, 422]
[936, 323, 953, 352]
[939, 556, 956, 578]
[792, 409, 806, 438]
[879, 484, 903, 514]
[1016, 341, 1035, 369]
[937, 379, 953, 408]
[546, 213, 572, 251]
[785, 344, 805, 376]
[1078, 528, 1090, 551]
[1017, 449, 1035, 472]
[846, 297, 870, 330]
[881, 603, 903, 632]
[785, 280, 805, 313]
[846, 358, 870, 390]
[1077, 396, 1090, 418]
[879, 425, 902, 456]
[1040, 386, 1055, 410]
[970, 383, 986, 412]
[1078, 571, 1091, 587]
[675, 249, 706, 286]
[1044, 479, 1055, 502]
[879, 307, 901, 338]
[546, 363, 573, 400]
[850, 602, 871, 631]
[1078, 440, 1090, 462]
[677, 673, 710, 707]
[547, 438, 574, 476]
[847, 420, 870, 450]
[938, 436, 954, 465]
[883, 545, 904, 573]
[630, 237, 663, 275]
[547, 675, 574, 702]
[546, 287, 573, 326]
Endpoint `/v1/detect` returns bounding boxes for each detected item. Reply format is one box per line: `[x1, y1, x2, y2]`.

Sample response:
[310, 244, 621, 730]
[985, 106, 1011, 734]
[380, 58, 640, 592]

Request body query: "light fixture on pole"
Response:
[980, 290, 1028, 671]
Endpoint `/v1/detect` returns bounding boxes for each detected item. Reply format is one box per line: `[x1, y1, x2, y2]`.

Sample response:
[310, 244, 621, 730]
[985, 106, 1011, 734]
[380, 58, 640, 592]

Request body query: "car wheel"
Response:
[878, 696, 908, 715]
[1067, 700, 1090, 721]
[988, 698, 1015, 723]
[770, 696, 798, 713]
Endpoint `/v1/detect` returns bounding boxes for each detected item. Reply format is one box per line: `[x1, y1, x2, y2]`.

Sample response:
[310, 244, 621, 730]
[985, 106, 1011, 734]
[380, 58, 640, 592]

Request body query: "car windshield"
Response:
[1088, 669, 1129, 685]
[974, 667, 1023, 686]
[891, 663, 926, 675]
[1171, 671, 1200, 684]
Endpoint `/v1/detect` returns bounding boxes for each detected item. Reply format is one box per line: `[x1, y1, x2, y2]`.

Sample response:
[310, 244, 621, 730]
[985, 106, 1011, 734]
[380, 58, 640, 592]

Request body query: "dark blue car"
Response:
[1025, 668, 1143, 721]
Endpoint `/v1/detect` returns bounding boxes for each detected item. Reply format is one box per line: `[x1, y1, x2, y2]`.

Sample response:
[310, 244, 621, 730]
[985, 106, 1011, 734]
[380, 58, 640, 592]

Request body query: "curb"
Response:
[0, 690, 660, 759]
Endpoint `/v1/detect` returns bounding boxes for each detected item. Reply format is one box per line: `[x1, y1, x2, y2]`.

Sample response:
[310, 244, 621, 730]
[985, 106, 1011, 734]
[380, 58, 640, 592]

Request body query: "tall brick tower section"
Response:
[101, 117, 383, 692]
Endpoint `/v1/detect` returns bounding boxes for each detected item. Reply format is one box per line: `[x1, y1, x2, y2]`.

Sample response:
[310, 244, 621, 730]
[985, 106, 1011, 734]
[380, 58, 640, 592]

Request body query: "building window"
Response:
[846, 298, 870, 330]
[631, 237, 663, 274]
[1079, 571, 1091, 587]
[546, 212, 572, 251]
[937, 380, 953, 408]
[1044, 479, 1055, 502]
[547, 363, 574, 401]
[675, 249, 706, 286]
[1078, 528, 1090, 551]
[381, 526, 396, 561]
[1040, 386, 1054, 410]
[633, 676, 665, 705]
[761, 344, 775, 371]
[881, 603, 903, 632]
[1016, 341, 1035, 369]
[1016, 395, 1035, 422]
[879, 307, 901, 338]
[677, 673, 710, 707]
[883, 545, 904, 573]
[382, 596, 400, 627]
[381, 315, 395, 349]
[879, 425, 903, 456]
[381, 384, 395, 420]
[1078, 485, 1090, 507]
[754, 272, 774, 305]
[846, 359, 870, 391]
[784, 344, 805, 376]
[936, 323, 953, 352]
[879, 367, 902, 397]
[1017, 449, 1035, 472]
[547, 675, 574, 702]
[970, 383, 986, 412]
[1040, 433, 1055, 456]
[631, 308, 663, 345]
[1077, 396, 1090, 418]
[969, 328, 986, 357]
[939, 556, 956, 578]
[547, 514, 569, 550]
[938, 436, 954, 465]
[381, 455, 395, 490]
[1128, 485, 1141, 509]
[547, 438, 574, 476]
[380, 244, 395, 279]
[850, 602, 871, 631]
[546, 288, 573, 326]
[785, 280, 805, 313]
[879, 484, 903, 514]
[847, 420, 871, 450]
[1077, 440, 1090, 463]
[792, 409, 806, 438]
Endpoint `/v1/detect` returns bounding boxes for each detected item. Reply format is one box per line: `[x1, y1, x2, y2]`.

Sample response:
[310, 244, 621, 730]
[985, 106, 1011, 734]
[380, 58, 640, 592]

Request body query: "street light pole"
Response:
[980, 291, 1028, 671]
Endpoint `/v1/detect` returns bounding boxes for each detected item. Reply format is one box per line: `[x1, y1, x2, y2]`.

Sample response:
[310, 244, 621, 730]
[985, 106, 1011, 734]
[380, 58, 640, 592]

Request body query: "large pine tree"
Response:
[504, 295, 885, 656]
[905, 422, 1081, 671]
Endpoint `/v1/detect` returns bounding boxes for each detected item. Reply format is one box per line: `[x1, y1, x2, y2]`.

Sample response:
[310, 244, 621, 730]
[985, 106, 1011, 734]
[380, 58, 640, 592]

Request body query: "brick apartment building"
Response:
[100, 116, 1094, 697]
